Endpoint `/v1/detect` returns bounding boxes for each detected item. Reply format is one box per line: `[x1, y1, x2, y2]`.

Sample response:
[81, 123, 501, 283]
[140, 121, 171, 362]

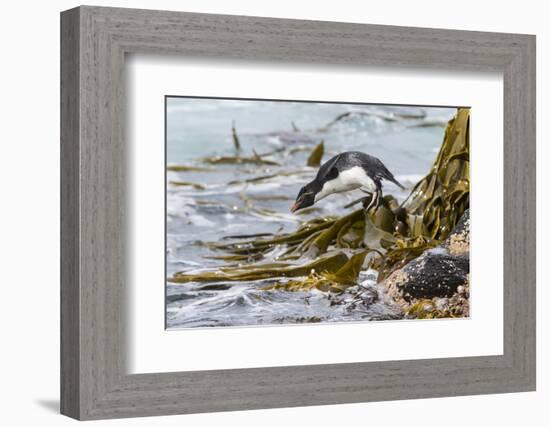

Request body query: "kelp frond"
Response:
[167, 165, 213, 172]
[306, 140, 324, 167]
[263, 251, 370, 292]
[168, 251, 349, 283]
[203, 155, 280, 166]
[232, 120, 241, 151]
[169, 181, 206, 190]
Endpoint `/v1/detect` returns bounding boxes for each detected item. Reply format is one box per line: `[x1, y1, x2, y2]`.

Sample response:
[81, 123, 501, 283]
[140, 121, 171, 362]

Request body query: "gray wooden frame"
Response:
[60, 5, 536, 420]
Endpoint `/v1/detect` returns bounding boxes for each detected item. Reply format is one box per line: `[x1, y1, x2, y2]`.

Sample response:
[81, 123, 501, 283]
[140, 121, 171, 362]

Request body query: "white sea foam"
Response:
[188, 214, 215, 227]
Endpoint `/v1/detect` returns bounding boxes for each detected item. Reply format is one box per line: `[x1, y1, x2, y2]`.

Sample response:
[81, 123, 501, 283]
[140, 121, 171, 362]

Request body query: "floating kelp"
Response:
[202, 148, 281, 166]
[232, 120, 241, 151]
[227, 169, 310, 186]
[169, 181, 206, 190]
[227, 173, 279, 185]
[204, 253, 265, 263]
[168, 251, 349, 283]
[169, 108, 470, 297]
[167, 165, 213, 172]
[306, 141, 325, 167]
[263, 251, 369, 292]
[288, 145, 318, 156]
[394, 110, 427, 120]
[208, 210, 360, 259]
[318, 109, 428, 132]
[409, 120, 447, 128]
[182, 195, 299, 224]
[203, 156, 281, 166]
[194, 197, 388, 265]
[221, 232, 275, 240]
[319, 111, 397, 131]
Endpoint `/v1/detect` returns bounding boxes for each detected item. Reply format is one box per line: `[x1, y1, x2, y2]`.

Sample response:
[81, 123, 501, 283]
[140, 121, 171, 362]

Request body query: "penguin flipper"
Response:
[316, 154, 341, 181]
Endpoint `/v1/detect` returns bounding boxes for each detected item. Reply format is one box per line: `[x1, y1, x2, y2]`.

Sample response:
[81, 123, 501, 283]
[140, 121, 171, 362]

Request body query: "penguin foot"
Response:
[363, 189, 381, 213]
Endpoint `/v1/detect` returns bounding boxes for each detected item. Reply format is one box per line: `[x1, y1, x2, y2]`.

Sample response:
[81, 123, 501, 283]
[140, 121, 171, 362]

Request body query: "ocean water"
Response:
[166, 98, 456, 329]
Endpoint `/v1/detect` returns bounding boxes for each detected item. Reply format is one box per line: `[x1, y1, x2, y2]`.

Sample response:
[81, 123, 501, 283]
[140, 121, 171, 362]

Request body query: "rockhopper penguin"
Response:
[291, 151, 404, 213]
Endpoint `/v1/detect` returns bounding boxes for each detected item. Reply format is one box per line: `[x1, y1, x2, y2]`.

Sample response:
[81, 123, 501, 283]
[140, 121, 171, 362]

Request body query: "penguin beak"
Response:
[290, 201, 301, 213]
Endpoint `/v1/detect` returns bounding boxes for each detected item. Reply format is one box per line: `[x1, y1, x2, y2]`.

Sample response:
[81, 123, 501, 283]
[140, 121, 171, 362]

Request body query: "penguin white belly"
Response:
[315, 166, 376, 202]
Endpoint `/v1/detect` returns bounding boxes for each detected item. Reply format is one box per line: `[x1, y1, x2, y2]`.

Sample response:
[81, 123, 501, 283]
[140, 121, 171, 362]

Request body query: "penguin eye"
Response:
[297, 190, 313, 202]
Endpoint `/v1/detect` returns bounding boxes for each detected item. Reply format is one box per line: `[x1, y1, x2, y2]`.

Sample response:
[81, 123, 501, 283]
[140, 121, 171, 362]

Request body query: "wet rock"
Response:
[382, 209, 470, 317]
[443, 208, 470, 256]
[449, 208, 470, 235]
[404, 280, 470, 319]
[390, 253, 468, 302]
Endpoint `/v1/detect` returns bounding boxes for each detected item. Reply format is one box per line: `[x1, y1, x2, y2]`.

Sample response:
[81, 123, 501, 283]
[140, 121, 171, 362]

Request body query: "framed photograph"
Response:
[61, 6, 536, 420]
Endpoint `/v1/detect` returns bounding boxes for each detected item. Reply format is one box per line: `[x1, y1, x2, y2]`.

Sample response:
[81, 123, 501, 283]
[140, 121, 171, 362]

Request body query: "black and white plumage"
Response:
[291, 151, 404, 213]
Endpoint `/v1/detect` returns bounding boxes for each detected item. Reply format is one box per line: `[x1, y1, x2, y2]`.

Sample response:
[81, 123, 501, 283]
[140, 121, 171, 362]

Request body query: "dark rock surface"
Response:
[449, 208, 469, 236]
[442, 208, 470, 256]
[382, 209, 470, 317]
[395, 252, 469, 302]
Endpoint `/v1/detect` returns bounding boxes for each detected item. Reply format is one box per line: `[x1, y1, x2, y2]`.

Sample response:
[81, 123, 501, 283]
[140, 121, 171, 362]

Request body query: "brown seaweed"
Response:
[232, 120, 241, 151]
[306, 141, 325, 167]
[203, 155, 280, 166]
[167, 165, 213, 172]
[169, 181, 206, 190]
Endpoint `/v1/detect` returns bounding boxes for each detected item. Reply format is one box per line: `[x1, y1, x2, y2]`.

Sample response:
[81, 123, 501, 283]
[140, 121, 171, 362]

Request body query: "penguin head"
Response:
[290, 184, 317, 213]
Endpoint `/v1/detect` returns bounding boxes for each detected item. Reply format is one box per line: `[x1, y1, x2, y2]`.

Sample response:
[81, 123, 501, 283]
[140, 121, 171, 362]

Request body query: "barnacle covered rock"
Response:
[382, 209, 470, 318]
